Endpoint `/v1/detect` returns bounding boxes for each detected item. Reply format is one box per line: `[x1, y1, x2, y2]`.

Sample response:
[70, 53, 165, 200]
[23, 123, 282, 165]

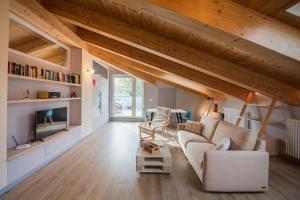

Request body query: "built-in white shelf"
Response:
[8, 98, 81, 104]
[8, 48, 69, 72]
[8, 74, 82, 87]
[7, 125, 81, 161]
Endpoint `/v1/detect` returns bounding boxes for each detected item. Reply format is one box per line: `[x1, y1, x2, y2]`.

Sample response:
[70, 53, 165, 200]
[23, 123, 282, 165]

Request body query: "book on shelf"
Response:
[8, 62, 81, 84]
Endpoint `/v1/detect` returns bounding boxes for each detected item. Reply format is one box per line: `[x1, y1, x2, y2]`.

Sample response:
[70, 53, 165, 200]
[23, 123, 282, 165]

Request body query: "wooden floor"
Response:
[1, 122, 300, 200]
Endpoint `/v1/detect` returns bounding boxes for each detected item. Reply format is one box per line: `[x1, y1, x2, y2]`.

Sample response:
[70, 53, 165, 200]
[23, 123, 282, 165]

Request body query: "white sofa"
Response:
[177, 115, 269, 192]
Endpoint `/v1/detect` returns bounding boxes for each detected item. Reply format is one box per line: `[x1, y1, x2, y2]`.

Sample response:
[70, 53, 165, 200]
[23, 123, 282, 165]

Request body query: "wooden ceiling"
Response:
[9, 0, 300, 105]
[9, 19, 68, 66]
[232, 0, 300, 28]
[55, 0, 300, 89]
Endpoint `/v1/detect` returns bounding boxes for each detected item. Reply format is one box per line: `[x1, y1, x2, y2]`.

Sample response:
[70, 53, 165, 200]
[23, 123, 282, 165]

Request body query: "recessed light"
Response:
[286, 2, 300, 17]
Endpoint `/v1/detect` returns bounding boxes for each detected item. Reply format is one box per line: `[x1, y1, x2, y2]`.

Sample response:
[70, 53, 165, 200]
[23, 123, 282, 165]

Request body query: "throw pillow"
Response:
[200, 115, 220, 140]
[185, 120, 203, 135]
[215, 137, 230, 151]
[212, 120, 258, 151]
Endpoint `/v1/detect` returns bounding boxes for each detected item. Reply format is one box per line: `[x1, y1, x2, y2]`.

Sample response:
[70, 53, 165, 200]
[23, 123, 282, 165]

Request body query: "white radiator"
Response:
[286, 119, 300, 159]
[223, 108, 248, 128]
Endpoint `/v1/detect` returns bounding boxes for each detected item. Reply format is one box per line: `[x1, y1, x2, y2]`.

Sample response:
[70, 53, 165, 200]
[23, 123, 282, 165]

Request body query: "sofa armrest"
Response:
[203, 150, 269, 192]
[177, 123, 186, 131]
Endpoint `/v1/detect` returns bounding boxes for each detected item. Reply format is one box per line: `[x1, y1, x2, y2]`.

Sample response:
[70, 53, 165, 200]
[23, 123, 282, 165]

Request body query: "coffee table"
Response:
[136, 142, 171, 174]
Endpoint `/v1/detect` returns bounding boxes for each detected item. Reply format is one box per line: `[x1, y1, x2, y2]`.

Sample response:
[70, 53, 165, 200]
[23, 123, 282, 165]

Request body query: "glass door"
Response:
[112, 75, 143, 118]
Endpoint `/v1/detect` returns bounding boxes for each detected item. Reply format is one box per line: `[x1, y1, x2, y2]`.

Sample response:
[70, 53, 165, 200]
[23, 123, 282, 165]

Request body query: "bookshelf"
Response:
[8, 48, 68, 72]
[8, 74, 82, 87]
[7, 47, 82, 154]
[7, 97, 81, 104]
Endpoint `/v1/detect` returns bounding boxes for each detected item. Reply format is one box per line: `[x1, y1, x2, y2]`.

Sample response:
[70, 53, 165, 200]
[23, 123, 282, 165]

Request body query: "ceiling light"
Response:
[87, 68, 95, 74]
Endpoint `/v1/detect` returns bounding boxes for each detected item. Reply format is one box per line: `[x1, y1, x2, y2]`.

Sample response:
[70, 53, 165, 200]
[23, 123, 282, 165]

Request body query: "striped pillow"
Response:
[185, 120, 203, 135]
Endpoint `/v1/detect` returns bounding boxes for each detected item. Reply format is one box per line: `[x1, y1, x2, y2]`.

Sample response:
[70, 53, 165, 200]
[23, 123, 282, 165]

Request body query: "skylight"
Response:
[286, 2, 300, 17]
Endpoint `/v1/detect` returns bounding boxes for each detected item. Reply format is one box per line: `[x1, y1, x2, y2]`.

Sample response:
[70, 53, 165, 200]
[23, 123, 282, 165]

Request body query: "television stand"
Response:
[7, 125, 81, 161]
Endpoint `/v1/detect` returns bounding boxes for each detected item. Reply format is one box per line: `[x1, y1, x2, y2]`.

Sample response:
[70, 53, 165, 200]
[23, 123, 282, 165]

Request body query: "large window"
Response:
[112, 75, 144, 118]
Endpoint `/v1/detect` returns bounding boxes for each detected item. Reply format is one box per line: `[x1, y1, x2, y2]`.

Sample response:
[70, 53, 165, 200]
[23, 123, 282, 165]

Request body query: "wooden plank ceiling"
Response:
[41, 0, 297, 89]
[9, 17, 68, 66]
[10, 0, 300, 105]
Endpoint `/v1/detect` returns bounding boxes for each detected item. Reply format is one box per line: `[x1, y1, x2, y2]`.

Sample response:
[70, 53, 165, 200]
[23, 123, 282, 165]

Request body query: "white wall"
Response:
[144, 83, 158, 109]
[81, 49, 109, 136]
[176, 89, 204, 121]
[0, 0, 9, 190]
[219, 94, 300, 139]
[219, 93, 300, 154]
[91, 71, 109, 130]
[144, 82, 204, 121]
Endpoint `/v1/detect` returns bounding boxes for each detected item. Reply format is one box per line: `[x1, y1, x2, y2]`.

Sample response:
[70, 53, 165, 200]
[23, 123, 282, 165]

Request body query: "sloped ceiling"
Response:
[10, 0, 300, 105]
[51, 0, 300, 89]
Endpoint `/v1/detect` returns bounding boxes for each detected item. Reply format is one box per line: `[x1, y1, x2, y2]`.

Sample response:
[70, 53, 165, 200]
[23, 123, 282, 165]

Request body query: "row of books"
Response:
[8, 62, 81, 84]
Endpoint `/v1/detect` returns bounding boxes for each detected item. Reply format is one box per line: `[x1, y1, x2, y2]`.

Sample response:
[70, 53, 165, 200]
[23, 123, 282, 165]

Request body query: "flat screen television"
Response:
[35, 107, 67, 140]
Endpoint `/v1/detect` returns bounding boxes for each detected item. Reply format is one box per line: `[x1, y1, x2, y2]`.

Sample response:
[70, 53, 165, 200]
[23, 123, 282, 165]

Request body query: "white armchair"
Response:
[138, 107, 171, 140]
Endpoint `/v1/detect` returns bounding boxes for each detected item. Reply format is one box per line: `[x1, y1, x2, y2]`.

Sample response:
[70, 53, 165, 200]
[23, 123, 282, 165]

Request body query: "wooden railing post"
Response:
[235, 92, 254, 126]
[258, 99, 276, 138]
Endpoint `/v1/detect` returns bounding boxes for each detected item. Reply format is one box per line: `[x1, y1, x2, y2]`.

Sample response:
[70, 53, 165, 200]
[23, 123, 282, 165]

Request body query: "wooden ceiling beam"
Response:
[109, 62, 204, 97]
[147, 0, 300, 62]
[107, 63, 157, 85]
[79, 28, 249, 100]
[147, 0, 300, 61]
[44, 1, 300, 106]
[10, 0, 86, 49]
[86, 43, 215, 98]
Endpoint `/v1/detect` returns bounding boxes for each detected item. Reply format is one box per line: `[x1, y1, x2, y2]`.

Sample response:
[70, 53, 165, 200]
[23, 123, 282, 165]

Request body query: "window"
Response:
[112, 74, 144, 118]
[286, 2, 300, 17]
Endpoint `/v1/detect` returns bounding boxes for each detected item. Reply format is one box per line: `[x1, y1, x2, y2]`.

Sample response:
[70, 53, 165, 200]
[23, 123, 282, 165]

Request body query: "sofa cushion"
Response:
[212, 121, 258, 151]
[185, 142, 216, 180]
[200, 115, 220, 140]
[185, 120, 203, 135]
[178, 130, 210, 148]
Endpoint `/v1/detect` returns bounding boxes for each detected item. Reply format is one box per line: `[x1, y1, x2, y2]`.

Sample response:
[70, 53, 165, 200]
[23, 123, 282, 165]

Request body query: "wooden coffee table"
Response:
[136, 143, 171, 174]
